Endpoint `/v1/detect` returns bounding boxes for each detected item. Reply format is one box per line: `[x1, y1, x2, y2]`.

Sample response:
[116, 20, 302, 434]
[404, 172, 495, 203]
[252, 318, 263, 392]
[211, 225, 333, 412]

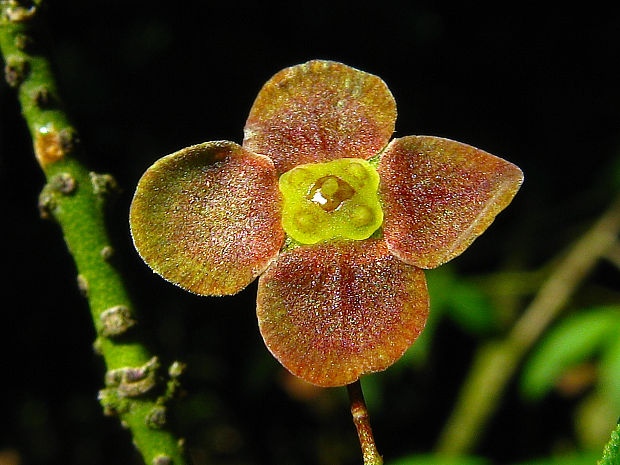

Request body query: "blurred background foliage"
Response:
[1, 2, 619, 465]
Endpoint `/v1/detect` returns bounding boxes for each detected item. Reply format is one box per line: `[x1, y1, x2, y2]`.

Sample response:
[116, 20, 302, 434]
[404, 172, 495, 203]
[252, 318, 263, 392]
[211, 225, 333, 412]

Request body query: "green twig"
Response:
[0, 2, 188, 464]
[348, 380, 383, 465]
[436, 195, 620, 455]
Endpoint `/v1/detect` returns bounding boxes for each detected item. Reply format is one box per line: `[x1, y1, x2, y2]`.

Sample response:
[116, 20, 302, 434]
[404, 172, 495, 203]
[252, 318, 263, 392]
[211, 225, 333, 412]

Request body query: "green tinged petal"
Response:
[130, 141, 284, 296]
[378, 136, 523, 269]
[244, 60, 396, 174]
[256, 239, 428, 387]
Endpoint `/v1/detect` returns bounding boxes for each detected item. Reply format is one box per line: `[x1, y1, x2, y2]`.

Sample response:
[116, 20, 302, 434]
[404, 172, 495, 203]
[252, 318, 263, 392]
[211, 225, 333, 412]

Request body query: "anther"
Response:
[307, 175, 355, 212]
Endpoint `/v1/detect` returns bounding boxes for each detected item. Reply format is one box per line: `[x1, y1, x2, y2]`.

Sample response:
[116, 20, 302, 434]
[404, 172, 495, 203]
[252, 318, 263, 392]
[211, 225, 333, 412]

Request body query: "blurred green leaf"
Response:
[521, 307, 620, 399]
[446, 280, 495, 334]
[575, 392, 618, 450]
[399, 302, 440, 366]
[360, 372, 384, 412]
[426, 267, 456, 312]
[389, 454, 489, 465]
[600, 334, 620, 410]
[426, 266, 495, 335]
[510, 451, 601, 465]
[400, 268, 451, 366]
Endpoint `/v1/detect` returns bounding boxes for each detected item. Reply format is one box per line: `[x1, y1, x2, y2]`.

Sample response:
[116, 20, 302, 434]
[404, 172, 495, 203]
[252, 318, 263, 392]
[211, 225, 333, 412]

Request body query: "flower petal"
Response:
[378, 136, 524, 269]
[243, 60, 396, 174]
[130, 141, 285, 296]
[256, 239, 429, 387]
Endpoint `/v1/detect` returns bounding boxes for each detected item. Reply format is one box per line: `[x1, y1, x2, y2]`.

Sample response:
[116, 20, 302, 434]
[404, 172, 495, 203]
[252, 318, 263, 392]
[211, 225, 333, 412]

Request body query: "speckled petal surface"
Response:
[243, 60, 396, 174]
[256, 239, 429, 387]
[130, 141, 284, 296]
[378, 136, 524, 269]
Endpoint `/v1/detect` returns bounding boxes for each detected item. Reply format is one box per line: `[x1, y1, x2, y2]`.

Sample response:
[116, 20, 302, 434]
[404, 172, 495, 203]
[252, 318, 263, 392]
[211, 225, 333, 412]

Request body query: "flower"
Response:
[129, 60, 523, 387]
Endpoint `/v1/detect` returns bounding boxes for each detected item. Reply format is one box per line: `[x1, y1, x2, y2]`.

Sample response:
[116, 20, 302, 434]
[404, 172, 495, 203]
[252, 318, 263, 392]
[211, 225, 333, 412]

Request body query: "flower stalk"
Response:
[348, 380, 383, 465]
[0, 2, 188, 464]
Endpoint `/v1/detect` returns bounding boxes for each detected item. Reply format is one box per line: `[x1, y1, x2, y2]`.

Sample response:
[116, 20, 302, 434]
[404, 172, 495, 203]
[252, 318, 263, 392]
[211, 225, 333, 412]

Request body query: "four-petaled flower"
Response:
[129, 60, 523, 387]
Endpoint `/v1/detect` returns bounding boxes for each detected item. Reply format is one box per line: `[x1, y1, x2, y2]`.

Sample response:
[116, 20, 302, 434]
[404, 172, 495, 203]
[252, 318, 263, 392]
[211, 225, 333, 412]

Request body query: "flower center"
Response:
[279, 158, 383, 244]
[308, 175, 355, 211]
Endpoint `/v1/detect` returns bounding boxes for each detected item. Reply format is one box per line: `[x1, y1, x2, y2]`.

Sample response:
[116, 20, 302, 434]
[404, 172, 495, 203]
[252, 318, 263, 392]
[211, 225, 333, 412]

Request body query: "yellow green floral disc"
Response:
[279, 158, 383, 244]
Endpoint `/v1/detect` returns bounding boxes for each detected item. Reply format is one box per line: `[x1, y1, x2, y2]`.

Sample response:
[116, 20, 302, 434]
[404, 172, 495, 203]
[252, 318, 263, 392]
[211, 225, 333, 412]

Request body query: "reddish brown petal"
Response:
[130, 141, 284, 296]
[378, 136, 524, 269]
[243, 60, 396, 174]
[256, 239, 429, 387]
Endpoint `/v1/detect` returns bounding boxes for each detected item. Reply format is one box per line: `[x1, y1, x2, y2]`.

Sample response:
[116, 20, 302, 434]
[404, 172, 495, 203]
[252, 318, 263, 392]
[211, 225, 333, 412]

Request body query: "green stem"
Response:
[348, 380, 383, 465]
[436, 195, 620, 455]
[0, 3, 188, 464]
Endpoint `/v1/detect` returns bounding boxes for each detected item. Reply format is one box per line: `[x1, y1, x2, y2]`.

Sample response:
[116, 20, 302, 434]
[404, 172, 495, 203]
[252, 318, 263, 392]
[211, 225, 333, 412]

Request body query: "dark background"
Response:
[1, 2, 619, 465]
